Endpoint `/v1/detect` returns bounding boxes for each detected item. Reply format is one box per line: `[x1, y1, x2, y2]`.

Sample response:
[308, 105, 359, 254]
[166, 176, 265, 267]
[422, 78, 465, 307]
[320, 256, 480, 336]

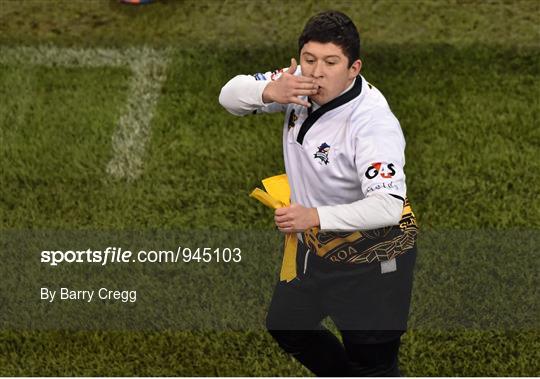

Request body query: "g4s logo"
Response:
[365, 162, 396, 179]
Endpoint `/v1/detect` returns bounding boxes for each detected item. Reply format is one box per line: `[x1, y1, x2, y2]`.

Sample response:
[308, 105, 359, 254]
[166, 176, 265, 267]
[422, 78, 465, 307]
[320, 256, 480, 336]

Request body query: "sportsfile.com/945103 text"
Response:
[40, 247, 242, 266]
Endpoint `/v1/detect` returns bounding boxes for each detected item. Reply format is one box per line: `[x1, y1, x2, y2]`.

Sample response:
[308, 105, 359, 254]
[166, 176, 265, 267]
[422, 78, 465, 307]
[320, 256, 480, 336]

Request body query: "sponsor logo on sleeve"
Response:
[366, 181, 399, 194]
[365, 162, 396, 179]
[314, 143, 330, 165]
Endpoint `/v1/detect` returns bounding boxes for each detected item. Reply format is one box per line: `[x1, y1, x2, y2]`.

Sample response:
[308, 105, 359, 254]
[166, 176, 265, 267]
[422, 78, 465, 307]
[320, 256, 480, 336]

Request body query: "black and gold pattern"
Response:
[288, 109, 298, 129]
[303, 198, 418, 264]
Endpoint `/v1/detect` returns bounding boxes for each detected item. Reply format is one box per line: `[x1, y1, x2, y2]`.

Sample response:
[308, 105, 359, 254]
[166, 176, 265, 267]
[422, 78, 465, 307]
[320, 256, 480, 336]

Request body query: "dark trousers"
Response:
[266, 242, 417, 377]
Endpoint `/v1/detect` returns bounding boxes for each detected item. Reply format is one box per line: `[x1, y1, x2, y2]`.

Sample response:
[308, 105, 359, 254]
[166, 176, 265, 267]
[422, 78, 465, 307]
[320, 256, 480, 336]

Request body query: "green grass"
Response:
[0, 330, 536, 376]
[0, 0, 538, 48]
[0, 0, 539, 376]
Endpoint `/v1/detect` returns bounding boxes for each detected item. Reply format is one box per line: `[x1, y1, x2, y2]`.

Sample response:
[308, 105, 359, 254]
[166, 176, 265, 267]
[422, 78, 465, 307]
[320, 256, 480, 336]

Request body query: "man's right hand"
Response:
[262, 58, 319, 107]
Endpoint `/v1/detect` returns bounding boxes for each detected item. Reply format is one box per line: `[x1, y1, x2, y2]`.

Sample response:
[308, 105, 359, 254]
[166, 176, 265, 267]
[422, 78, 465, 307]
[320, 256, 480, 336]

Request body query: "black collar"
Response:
[297, 76, 363, 145]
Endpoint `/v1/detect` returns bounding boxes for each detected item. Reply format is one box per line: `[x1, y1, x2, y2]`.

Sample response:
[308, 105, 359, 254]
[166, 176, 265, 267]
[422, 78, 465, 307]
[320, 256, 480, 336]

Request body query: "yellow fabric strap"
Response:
[249, 174, 297, 282]
[281, 233, 298, 282]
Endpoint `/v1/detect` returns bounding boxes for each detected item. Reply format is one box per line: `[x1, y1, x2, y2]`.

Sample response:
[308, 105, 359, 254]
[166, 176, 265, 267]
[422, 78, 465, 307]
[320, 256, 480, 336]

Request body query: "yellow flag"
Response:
[262, 174, 290, 206]
[249, 174, 298, 282]
[249, 188, 284, 209]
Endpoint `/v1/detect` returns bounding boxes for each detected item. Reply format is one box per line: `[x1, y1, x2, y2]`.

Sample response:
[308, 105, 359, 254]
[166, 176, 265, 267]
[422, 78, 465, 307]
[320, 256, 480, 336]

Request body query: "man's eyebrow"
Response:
[302, 52, 341, 59]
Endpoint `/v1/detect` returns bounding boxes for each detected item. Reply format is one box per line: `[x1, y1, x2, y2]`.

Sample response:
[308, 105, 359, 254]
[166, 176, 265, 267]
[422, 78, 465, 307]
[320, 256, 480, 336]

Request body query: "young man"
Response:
[219, 11, 417, 377]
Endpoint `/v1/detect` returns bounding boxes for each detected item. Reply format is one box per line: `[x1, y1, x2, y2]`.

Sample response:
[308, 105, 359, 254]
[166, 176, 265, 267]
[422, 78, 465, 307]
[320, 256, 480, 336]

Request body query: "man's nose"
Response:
[311, 61, 324, 78]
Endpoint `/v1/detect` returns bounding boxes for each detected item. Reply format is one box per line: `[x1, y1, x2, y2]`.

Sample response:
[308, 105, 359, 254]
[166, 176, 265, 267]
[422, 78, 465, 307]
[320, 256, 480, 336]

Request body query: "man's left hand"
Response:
[275, 204, 320, 232]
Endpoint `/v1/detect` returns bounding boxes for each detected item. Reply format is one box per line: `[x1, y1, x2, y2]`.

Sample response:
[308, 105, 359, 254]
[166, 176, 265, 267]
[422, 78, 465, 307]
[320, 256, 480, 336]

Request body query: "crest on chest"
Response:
[313, 142, 331, 165]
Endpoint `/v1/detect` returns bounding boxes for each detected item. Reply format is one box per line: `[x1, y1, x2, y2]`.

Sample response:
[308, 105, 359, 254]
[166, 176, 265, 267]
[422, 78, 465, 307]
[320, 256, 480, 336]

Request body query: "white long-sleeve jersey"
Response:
[219, 67, 407, 231]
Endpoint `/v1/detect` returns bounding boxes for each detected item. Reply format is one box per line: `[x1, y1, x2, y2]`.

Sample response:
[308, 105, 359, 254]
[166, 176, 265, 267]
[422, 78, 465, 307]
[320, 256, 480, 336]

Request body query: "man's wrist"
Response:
[261, 81, 274, 104]
[310, 208, 320, 228]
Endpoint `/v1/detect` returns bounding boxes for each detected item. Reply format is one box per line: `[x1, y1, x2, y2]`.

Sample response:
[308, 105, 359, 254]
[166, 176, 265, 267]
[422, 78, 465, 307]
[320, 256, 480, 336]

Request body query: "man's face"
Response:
[300, 41, 361, 106]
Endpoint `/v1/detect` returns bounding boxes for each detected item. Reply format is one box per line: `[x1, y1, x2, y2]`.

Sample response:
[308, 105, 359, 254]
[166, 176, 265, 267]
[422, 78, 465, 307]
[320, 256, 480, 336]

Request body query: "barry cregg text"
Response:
[41, 287, 137, 303]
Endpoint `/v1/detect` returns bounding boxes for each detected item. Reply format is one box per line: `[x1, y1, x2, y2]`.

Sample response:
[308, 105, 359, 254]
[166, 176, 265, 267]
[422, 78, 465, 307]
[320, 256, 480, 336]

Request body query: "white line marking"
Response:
[0, 45, 170, 180]
[105, 47, 170, 180]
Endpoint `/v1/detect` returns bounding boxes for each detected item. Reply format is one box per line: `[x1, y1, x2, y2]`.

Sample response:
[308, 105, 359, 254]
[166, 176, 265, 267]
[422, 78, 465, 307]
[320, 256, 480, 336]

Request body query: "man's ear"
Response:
[349, 59, 362, 78]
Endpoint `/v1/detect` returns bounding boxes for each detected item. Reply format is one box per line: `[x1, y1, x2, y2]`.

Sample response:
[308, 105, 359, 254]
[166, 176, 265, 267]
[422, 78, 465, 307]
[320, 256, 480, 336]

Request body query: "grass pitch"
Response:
[0, 0, 538, 376]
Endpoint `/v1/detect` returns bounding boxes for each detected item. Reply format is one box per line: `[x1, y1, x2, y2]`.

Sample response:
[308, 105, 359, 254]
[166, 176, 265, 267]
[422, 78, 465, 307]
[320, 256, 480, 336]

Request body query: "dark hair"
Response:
[298, 10, 360, 67]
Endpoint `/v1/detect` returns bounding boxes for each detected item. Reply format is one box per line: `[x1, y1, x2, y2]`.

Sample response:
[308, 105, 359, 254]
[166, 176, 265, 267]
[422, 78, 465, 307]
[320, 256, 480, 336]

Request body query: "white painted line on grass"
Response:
[105, 47, 170, 181]
[0, 45, 170, 180]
